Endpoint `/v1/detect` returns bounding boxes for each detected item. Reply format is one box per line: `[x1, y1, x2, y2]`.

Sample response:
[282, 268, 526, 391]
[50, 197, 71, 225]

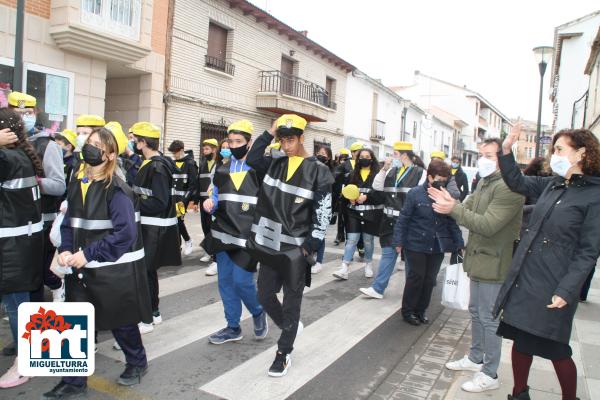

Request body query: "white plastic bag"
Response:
[441, 262, 470, 311]
[49, 201, 67, 248]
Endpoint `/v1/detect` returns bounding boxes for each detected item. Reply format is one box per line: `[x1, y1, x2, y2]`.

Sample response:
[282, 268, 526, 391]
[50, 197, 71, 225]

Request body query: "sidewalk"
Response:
[369, 270, 599, 400]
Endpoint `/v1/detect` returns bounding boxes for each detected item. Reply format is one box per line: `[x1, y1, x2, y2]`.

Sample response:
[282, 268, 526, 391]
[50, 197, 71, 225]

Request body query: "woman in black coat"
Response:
[494, 128, 600, 400]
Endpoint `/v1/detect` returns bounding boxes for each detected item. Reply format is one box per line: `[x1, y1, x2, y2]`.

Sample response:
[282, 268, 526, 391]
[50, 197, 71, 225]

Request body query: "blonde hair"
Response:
[85, 128, 118, 188]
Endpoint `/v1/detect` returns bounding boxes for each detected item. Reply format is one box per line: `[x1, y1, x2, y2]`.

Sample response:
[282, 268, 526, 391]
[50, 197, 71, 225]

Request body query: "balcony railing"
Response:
[259, 71, 334, 109]
[370, 119, 385, 141]
[205, 55, 235, 76]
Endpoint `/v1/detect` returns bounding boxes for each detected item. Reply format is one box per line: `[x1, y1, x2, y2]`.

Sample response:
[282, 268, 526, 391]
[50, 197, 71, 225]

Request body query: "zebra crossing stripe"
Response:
[199, 272, 405, 400]
[159, 269, 217, 298]
[96, 259, 365, 362]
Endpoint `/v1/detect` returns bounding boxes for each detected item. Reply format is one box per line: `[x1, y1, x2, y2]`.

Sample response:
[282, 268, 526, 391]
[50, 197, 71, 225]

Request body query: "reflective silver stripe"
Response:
[43, 213, 57, 222]
[199, 191, 209, 197]
[171, 189, 190, 197]
[0, 176, 38, 189]
[86, 248, 145, 269]
[0, 220, 44, 238]
[263, 175, 314, 200]
[173, 174, 188, 179]
[218, 193, 258, 204]
[383, 186, 411, 193]
[359, 188, 372, 193]
[251, 216, 304, 251]
[211, 229, 247, 247]
[133, 185, 153, 196]
[384, 207, 401, 217]
[70, 212, 141, 230]
[140, 216, 178, 226]
[199, 173, 212, 178]
[348, 204, 384, 211]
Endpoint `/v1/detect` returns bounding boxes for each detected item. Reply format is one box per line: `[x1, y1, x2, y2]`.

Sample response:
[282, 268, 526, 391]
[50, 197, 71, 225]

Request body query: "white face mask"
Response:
[76, 134, 88, 150]
[550, 154, 572, 177]
[477, 157, 497, 178]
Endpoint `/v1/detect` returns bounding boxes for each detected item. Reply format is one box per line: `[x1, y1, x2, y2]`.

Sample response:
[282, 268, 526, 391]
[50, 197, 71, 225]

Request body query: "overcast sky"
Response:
[249, 0, 598, 125]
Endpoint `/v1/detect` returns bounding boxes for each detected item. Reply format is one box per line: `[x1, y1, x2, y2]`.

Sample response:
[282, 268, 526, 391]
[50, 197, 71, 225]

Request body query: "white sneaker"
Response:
[183, 240, 193, 256]
[153, 313, 162, 325]
[0, 358, 29, 388]
[445, 355, 483, 372]
[52, 280, 65, 302]
[138, 322, 154, 334]
[113, 341, 121, 351]
[311, 262, 323, 274]
[332, 263, 349, 280]
[364, 263, 373, 278]
[359, 287, 383, 299]
[205, 262, 218, 276]
[461, 371, 500, 393]
[200, 254, 212, 263]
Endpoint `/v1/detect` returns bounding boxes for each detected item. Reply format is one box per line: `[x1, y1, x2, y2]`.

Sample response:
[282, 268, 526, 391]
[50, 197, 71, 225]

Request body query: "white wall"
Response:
[554, 14, 600, 131]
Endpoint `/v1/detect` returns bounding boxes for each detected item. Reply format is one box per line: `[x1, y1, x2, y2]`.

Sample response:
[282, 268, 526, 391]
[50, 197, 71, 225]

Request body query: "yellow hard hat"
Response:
[342, 184, 360, 201]
[58, 129, 77, 148]
[130, 121, 161, 139]
[228, 120, 254, 136]
[202, 138, 219, 147]
[393, 141, 413, 151]
[275, 114, 307, 132]
[104, 121, 128, 155]
[7, 91, 36, 108]
[76, 114, 105, 127]
[349, 142, 364, 152]
[430, 150, 446, 160]
[339, 148, 350, 156]
[268, 142, 281, 150]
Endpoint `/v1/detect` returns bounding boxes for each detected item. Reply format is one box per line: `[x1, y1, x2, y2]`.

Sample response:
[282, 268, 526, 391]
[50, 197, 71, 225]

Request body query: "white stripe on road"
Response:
[199, 272, 405, 400]
[97, 259, 364, 362]
[158, 269, 217, 298]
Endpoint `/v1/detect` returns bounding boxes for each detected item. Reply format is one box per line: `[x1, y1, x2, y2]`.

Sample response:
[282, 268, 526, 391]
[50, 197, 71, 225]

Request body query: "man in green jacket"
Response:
[428, 138, 524, 394]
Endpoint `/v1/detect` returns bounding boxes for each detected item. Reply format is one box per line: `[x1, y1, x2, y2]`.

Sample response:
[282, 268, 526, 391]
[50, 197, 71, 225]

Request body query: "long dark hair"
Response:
[216, 138, 229, 164]
[315, 145, 334, 170]
[523, 157, 550, 177]
[401, 150, 425, 169]
[350, 148, 379, 185]
[0, 108, 44, 177]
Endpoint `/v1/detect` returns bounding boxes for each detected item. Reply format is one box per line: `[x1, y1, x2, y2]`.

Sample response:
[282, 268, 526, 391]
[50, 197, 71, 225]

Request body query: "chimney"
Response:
[299, 30, 308, 37]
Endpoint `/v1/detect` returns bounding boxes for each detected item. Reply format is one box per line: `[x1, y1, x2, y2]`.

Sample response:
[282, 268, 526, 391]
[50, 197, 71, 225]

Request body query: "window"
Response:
[81, 0, 141, 40]
[413, 121, 418, 138]
[325, 77, 336, 109]
[0, 59, 73, 132]
[205, 23, 234, 75]
[200, 118, 228, 153]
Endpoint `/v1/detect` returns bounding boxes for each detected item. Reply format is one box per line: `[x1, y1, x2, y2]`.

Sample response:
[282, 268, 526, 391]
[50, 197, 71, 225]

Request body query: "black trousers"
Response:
[62, 324, 147, 387]
[30, 230, 62, 302]
[147, 269, 159, 312]
[200, 206, 212, 237]
[257, 263, 305, 355]
[401, 250, 444, 317]
[336, 210, 346, 242]
[178, 216, 190, 242]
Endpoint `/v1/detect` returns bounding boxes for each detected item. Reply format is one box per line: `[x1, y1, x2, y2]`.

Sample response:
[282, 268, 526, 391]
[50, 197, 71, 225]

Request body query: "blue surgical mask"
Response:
[220, 148, 232, 158]
[451, 162, 460, 169]
[392, 158, 402, 169]
[128, 140, 135, 151]
[22, 114, 36, 133]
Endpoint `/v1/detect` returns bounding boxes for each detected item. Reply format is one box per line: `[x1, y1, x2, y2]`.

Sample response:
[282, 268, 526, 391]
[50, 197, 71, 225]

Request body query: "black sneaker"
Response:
[268, 351, 291, 377]
[403, 314, 421, 326]
[41, 381, 87, 399]
[116, 364, 148, 386]
[2, 343, 16, 356]
[507, 386, 531, 400]
[417, 314, 429, 324]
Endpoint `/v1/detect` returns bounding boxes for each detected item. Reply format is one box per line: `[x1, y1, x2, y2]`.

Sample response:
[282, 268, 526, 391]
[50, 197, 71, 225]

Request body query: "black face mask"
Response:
[206, 153, 214, 161]
[82, 143, 105, 167]
[358, 158, 372, 168]
[339, 156, 349, 163]
[230, 144, 249, 160]
[431, 180, 448, 190]
[316, 155, 329, 164]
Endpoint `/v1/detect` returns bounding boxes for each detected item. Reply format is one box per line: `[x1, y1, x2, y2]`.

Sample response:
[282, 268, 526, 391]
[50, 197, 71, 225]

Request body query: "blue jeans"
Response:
[316, 239, 325, 263]
[2, 292, 30, 345]
[216, 251, 263, 328]
[343, 232, 374, 263]
[372, 247, 399, 294]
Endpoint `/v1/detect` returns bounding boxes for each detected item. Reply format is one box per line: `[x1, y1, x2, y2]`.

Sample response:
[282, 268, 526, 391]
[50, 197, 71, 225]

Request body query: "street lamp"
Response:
[533, 46, 554, 158]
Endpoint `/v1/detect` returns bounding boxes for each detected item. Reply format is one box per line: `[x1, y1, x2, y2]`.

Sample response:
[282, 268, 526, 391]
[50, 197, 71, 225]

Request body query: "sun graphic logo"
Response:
[18, 302, 95, 376]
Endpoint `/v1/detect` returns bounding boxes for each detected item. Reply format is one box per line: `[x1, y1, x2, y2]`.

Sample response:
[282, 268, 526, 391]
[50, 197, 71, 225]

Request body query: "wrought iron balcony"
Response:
[205, 55, 235, 76]
[370, 119, 385, 141]
[259, 71, 334, 109]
